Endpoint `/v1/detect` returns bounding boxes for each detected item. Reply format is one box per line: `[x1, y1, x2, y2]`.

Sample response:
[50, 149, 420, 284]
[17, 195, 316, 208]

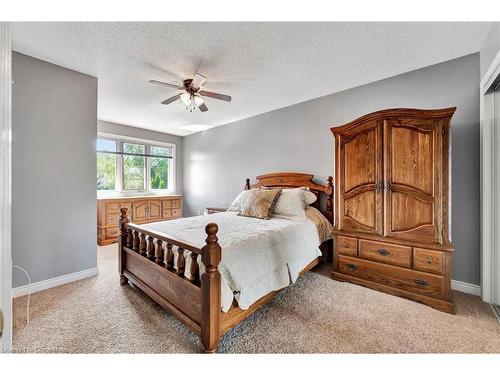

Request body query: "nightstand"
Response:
[206, 207, 228, 214]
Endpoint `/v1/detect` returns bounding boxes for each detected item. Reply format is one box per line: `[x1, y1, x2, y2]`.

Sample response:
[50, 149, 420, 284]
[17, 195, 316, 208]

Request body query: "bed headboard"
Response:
[244, 172, 334, 223]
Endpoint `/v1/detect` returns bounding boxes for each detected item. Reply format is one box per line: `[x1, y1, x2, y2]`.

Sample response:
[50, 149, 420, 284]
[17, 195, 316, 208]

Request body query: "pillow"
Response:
[238, 188, 282, 220]
[300, 188, 317, 205]
[273, 189, 309, 218]
[227, 190, 250, 212]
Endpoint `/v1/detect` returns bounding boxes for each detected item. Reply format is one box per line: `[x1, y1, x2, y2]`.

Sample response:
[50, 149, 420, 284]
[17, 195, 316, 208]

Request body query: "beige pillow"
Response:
[238, 188, 282, 220]
[273, 189, 308, 218]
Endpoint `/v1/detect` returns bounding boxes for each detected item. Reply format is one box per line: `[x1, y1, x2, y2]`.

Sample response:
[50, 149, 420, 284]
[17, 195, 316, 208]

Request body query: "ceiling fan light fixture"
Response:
[150, 73, 231, 113]
[180, 92, 192, 106]
[194, 95, 204, 107]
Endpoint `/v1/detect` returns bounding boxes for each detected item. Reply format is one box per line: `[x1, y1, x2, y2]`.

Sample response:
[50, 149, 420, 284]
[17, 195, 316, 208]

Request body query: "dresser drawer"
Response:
[413, 248, 444, 274]
[172, 208, 181, 217]
[337, 255, 444, 299]
[105, 213, 119, 226]
[335, 236, 357, 256]
[359, 239, 411, 268]
[162, 200, 172, 209]
[172, 200, 181, 208]
[162, 208, 172, 218]
[105, 202, 120, 214]
[105, 227, 120, 239]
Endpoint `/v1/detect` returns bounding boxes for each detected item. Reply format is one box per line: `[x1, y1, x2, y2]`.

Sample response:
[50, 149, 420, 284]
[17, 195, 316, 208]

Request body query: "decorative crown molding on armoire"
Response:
[330, 107, 456, 313]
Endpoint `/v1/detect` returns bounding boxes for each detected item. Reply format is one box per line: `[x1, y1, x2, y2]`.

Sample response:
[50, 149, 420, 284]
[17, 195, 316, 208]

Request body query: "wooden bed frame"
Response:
[118, 172, 334, 352]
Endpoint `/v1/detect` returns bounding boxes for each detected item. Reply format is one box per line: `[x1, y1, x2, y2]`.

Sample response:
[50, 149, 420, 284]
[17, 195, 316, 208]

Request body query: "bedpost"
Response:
[245, 178, 251, 190]
[201, 223, 222, 353]
[326, 176, 334, 224]
[119, 207, 130, 285]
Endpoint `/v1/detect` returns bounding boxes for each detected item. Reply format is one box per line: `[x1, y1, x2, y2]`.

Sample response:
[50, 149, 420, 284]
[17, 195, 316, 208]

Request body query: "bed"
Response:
[118, 172, 334, 352]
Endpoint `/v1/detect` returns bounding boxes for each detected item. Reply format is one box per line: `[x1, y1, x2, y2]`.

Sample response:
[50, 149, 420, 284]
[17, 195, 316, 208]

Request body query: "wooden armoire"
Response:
[330, 108, 456, 313]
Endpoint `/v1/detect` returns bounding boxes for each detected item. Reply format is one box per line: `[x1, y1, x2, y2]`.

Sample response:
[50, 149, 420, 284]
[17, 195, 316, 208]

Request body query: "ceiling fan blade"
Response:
[161, 93, 182, 105]
[199, 90, 232, 102]
[198, 102, 208, 112]
[149, 80, 184, 90]
[190, 73, 206, 90]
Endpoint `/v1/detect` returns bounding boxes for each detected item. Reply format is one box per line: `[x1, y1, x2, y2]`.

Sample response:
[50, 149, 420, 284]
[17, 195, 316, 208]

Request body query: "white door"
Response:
[481, 48, 500, 306]
[0, 22, 12, 352]
[493, 85, 500, 305]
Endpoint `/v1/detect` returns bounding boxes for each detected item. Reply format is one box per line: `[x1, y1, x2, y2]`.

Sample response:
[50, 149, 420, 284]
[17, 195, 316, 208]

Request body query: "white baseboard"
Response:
[11, 267, 98, 298]
[451, 279, 481, 296]
[9, 268, 480, 298]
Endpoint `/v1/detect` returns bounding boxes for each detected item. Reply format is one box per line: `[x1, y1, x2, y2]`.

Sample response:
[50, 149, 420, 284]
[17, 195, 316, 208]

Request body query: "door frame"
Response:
[480, 47, 500, 304]
[0, 22, 12, 352]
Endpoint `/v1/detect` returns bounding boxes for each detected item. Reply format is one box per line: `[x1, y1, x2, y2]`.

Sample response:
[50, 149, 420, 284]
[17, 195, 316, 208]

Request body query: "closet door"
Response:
[336, 120, 383, 235]
[383, 119, 442, 243]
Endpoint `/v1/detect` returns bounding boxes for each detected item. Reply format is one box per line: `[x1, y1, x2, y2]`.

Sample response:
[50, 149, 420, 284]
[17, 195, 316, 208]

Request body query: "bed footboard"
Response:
[118, 208, 222, 352]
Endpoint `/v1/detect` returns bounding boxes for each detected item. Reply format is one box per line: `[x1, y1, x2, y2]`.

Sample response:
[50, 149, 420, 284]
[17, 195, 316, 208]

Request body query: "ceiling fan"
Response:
[149, 73, 231, 112]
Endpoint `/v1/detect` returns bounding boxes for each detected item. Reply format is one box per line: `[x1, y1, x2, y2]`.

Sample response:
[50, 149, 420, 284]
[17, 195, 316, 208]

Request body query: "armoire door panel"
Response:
[344, 189, 377, 229]
[337, 121, 383, 235]
[344, 129, 376, 192]
[384, 119, 442, 243]
[390, 191, 434, 232]
[390, 125, 434, 195]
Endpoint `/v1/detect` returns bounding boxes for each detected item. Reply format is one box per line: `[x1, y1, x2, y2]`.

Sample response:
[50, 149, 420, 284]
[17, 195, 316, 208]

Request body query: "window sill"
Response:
[97, 191, 179, 200]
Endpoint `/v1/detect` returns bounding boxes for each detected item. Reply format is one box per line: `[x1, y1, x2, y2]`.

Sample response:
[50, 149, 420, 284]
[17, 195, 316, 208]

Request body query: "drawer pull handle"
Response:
[377, 249, 391, 256]
[345, 263, 358, 271]
[426, 258, 433, 264]
[413, 279, 430, 287]
[343, 243, 350, 248]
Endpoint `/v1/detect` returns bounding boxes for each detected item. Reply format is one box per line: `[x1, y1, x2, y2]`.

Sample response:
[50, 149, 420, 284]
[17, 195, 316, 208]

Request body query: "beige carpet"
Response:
[12, 244, 500, 353]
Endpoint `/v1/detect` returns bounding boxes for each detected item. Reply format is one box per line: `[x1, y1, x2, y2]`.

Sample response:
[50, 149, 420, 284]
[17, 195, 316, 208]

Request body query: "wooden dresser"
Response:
[330, 108, 455, 313]
[97, 195, 182, 245]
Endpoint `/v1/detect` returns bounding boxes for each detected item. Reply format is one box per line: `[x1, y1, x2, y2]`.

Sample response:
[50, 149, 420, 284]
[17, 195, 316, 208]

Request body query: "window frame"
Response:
[96, 132, 176, 196]
[96, 136, 118, 192]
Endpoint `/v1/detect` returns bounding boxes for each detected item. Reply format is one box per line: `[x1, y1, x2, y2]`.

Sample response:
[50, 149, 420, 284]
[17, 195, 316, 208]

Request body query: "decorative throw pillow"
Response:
[238, 188, 282, 220]
[227, 190, 250, 212]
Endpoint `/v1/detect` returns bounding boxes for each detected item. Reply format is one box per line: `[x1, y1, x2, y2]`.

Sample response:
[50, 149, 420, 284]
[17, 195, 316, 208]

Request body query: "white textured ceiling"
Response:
[12, 22, 490, 136]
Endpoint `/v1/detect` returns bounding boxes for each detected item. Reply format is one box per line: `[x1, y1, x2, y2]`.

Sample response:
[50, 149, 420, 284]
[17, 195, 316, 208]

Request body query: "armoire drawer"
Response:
[335, 236, 357, 256]
[359, 239, 411, 268]
[413, 248, 444, 274]
[337, 255, 444, 299]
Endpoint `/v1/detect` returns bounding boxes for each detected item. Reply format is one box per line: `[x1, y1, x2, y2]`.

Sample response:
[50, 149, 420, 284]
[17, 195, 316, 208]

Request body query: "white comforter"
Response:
[142, 212, 323, 312]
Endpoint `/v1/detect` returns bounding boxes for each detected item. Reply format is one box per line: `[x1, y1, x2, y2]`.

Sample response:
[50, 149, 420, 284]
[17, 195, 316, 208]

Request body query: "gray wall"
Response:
[184, 53, 480, 285]
[12, 52, 97, 287]
[480, 22, 500, 79]
[97, 120, 183, 195]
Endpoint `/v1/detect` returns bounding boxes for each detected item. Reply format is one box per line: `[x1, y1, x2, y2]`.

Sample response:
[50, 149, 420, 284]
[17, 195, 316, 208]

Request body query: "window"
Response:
[96, 139, 116, 191]
[150, 146, 170, 189]
[96, 136, 175, 193]
[122, 143, 145, 190]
